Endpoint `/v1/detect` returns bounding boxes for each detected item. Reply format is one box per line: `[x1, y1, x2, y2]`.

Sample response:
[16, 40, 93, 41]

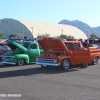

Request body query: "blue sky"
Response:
[0, 0, 100, 27]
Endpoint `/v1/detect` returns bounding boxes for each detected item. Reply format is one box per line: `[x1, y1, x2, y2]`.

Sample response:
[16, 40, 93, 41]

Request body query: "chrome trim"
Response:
[3, 56, 13, 57]
[36, 62, 60, 66]
[1, 62, 16, 65]
[36, 58, 57, 63]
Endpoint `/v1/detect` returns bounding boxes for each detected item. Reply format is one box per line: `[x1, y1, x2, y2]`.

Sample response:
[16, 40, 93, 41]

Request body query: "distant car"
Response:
[0, 42, 11, 61]
[88, 44, 98, 49]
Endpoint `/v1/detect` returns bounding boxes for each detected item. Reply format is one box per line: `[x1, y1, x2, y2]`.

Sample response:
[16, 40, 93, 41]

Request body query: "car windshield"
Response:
[65, 43, 73, 50]
[22, 43, 30, 49]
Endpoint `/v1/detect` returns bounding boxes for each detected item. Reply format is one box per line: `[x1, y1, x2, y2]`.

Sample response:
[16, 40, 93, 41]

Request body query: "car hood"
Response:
[38, 38, 69, 53]
[7, 41, 27, 52]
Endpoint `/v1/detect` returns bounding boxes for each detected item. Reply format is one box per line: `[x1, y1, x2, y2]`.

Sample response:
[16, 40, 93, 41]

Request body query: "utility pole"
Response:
[62, 29, 63, 34]
[30, 27, 33, 35]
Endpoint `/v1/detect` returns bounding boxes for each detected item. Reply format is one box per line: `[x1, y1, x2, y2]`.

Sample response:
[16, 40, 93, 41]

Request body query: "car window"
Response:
[74, 43, 80, 50]
[22, 43, 30, 49]
[30, 44, 37, 49]
[65, 43, 73, 50]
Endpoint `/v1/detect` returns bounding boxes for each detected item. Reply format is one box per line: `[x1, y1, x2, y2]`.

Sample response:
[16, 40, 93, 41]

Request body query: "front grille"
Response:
[37, 58, 56, 63]
[3, 56, 13, 62]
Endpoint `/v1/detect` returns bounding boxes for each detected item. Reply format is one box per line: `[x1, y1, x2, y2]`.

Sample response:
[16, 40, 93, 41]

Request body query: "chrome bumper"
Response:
[36, 62, 60, 66]
[1, 62, 16, 65]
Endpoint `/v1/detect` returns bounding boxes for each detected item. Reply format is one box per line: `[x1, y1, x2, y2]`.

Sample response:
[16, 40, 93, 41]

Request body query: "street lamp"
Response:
[30, 27, 33, 34]
[61, 29, 63, 34]
[86, 31, 88, 38]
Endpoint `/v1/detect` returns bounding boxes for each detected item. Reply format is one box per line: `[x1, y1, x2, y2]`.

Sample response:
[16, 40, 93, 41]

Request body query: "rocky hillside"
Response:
[58, 20, 100, 36]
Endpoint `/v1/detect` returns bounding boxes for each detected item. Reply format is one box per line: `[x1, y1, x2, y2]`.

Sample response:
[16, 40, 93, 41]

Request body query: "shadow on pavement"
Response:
[0, 64, 16, 68]
[0, 65, 81, 79]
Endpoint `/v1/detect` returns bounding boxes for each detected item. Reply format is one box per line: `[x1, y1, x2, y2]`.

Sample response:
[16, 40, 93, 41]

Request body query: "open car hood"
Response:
[38, 38, 69, 53]
[7, 41, 27, 52]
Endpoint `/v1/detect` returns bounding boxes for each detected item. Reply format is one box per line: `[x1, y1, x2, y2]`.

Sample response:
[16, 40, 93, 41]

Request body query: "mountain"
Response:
[58, 20, 100, 36]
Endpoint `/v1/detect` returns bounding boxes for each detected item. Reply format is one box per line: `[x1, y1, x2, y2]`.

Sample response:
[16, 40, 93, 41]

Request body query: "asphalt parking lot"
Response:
[0, 61, 100, 100]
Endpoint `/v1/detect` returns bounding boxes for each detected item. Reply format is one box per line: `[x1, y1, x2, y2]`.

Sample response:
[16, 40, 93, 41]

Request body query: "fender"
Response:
[14, 54, 29, 64]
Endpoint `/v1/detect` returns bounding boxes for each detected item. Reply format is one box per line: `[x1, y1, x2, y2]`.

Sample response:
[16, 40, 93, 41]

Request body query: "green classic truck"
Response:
[1, 40, 44, 66]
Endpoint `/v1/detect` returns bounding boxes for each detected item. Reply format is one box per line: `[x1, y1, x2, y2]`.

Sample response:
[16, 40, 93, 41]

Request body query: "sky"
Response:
[0, 0, 100, 27]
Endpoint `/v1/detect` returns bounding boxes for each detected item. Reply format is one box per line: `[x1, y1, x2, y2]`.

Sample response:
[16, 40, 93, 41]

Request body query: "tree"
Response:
[59, 34, 74, 39]
[37, 33, 50, 38]
[90, 33, 98, 38]
[66, 35, 74, 39]
[9, 33, 25, 39]
[60, 34, 67, 39]
[0, 32, 5, 39]
[16, 33, 25, 39]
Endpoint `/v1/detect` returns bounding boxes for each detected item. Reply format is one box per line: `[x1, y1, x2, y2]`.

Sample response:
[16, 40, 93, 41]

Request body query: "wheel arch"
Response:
[92, 56, 99, 65]
[61, 57, 72, 65]
[15, 54, 29, 64]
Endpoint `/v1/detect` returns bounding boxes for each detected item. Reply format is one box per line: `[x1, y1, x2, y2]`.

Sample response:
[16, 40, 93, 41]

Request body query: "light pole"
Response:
[62, 29, 63, 34]
[86, 31, 88, 38]
[30, 27, 34, 39]
[30, 27, 33, 34]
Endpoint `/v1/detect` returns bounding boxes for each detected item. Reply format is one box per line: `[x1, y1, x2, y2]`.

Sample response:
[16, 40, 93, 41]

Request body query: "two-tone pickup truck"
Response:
[1, 40, 44, 66]
[36, 38, 100, 70]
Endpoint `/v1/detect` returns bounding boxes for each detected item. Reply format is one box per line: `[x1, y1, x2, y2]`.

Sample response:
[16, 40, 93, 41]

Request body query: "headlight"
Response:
[54, 59, 57, 63]
[36, 58, 39, 61]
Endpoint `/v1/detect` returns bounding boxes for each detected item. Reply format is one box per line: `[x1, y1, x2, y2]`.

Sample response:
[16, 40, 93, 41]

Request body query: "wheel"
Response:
[61, 59, 70, 70]
[81, 63, 88, 68]
[92, 57, 98, 65]
[17, 58, 25, 66]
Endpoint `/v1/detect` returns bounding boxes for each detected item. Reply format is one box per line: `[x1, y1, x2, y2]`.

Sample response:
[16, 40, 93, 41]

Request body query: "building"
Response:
[0, 18, 87, 39]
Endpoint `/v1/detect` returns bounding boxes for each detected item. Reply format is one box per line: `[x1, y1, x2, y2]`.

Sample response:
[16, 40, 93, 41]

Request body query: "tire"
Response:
[61, 59, 71, 70]
[92, 57, 98, 65]
[17, 58, 25, 66]
[81, 63, 88, 68]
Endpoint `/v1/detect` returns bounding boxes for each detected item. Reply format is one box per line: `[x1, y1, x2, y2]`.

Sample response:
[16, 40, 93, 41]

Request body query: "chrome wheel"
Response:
[18, 58, 25, 66]
[92, 57, 98, 65]
[62, 59, 70, 70]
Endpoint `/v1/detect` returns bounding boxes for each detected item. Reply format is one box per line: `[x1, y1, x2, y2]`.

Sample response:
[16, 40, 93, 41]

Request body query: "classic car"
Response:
[0, 42, 11, 61]
[85, 38, 100, 49]
[36, 38, 100, 70]
[1, 40, 44, 65]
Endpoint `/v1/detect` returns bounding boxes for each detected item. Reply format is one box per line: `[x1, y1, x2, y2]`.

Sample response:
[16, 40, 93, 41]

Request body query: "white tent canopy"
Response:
[0, 18, 87, 39]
